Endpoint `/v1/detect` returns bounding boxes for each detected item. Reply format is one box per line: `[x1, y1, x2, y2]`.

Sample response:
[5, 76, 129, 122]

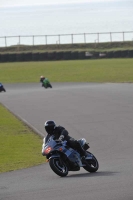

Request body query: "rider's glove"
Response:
[55, 135, 64, 142]
[59, 135, 64, 141]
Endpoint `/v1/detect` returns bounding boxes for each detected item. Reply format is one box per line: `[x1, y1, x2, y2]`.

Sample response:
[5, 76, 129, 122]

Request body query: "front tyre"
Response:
[83, 152, 99, 173]
[49, 158, 68, 177]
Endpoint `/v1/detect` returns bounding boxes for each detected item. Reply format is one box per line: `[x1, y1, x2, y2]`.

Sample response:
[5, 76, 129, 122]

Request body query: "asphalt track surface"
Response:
[0, 83, 133, 200]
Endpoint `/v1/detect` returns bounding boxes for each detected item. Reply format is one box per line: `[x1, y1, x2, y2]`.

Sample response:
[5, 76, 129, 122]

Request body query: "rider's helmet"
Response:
[44, 120, 56, 135]
[40, 76, 45, 82]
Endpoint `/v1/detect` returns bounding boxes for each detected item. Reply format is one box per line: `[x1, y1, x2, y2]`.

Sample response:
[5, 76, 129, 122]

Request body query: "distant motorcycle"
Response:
[42, 135, 99, 177]
[40, 76, 52, 89]
[42, 78, 52, 89]
[0, 83, 6, 92]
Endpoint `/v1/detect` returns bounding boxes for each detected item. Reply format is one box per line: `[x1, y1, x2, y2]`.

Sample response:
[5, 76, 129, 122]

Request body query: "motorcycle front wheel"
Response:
[49, 157, 68, 177]
[83, 152, 99, 173]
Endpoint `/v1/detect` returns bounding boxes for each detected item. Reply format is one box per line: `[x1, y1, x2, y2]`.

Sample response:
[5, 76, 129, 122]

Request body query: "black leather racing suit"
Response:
[45, 126, 86, 157]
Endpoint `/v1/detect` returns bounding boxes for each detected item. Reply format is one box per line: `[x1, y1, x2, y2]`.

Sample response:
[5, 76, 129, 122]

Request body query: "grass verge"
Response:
[0, 59, 133, 83]
[0, 103, 45, 173]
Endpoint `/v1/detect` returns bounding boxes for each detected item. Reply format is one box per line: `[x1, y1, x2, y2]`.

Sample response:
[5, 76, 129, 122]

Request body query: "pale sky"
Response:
[0, 0, 116, 7]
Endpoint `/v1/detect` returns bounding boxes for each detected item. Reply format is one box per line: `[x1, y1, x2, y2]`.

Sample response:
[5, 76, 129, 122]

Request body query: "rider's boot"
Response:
[76, 142, 88, 159]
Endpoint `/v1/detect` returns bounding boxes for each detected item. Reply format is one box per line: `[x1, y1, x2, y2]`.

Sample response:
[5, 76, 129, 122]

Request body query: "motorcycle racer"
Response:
[40, 76, 52, 88]
[43, 120, 87, 158]
[0, 83, 6, 92]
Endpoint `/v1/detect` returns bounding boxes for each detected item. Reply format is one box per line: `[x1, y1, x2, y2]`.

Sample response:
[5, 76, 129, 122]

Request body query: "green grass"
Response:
[0, 59, 133, 83]
[0, 104, 45, 173]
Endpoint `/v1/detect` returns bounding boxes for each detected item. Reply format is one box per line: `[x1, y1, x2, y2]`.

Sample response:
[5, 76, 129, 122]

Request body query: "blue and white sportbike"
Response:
[42, 135, 99, 177]
[0, 83, 6, 92]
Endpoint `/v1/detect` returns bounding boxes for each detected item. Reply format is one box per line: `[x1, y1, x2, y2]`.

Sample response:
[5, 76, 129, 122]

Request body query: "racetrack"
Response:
[0, 82, 133, 200]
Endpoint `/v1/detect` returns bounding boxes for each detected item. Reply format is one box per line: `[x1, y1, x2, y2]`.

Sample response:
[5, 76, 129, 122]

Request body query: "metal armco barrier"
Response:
[0, 31, 133, 47]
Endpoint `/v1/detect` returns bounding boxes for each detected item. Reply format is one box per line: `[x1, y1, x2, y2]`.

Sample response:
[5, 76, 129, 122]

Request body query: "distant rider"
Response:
[40, 76, 52, 88]
[0, 82, 6, 92]
[42, 120, 87, 158]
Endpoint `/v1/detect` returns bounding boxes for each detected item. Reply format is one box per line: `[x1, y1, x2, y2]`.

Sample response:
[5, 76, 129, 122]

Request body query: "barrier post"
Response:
[58, 35, 60, 44]
[71, 34, 73, 44]
[19, 36, 20, 45]
[33, 35, 34, 46]
[97, 33, 99, 43]
[123, 32, 125, 42]
[84, 33, 86, 43]
[45, 35, 47, 45]
[110, 32, 112, 42]
[5, 36, 7, 47]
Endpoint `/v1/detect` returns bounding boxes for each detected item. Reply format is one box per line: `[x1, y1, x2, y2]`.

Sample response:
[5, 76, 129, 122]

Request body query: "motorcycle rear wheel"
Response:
[49, 158, 68, 177]
[48, 83, 52, 88]
[83, 152, 99, 173]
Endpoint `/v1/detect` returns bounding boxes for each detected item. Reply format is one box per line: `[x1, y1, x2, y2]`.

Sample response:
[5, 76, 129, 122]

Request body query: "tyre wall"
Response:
[0, 50, 133, 63]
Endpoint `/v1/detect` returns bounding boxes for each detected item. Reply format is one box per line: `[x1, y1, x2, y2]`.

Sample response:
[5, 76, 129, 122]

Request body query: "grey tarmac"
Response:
[0, 82, 133, 200]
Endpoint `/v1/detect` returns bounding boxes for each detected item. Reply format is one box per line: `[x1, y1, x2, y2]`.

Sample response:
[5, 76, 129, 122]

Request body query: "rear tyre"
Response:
[83, 152, 99, 173]
[49, 158, 68, 177]
[48, 83, 52, 88]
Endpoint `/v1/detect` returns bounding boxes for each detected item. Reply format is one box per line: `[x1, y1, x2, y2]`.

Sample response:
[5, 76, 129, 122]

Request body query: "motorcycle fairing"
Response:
[86, 152, 93, 160]
[43, 137, 84, 167]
